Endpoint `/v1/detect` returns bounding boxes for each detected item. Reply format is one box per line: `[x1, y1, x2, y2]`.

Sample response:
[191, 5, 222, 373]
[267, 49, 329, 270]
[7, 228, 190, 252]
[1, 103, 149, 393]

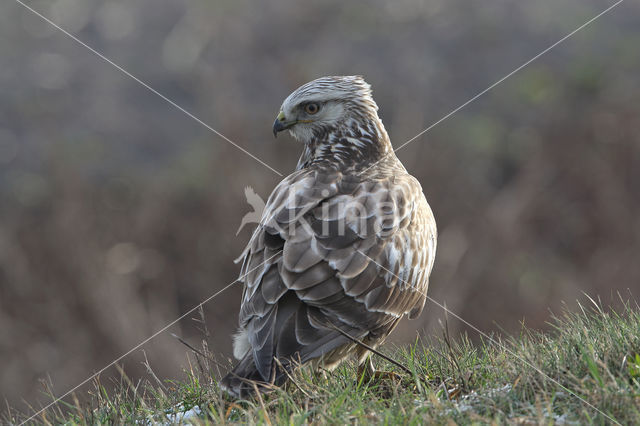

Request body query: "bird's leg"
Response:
[357, 355, 402, 383]
[357, 354, 402, 384]
[316, 368, 329, 384]
[357, 355, 376, 382]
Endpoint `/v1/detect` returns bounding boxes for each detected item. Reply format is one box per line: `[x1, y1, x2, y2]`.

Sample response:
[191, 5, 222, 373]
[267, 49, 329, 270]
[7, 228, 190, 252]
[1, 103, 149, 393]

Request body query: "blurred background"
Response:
[1, 0, 639, 414]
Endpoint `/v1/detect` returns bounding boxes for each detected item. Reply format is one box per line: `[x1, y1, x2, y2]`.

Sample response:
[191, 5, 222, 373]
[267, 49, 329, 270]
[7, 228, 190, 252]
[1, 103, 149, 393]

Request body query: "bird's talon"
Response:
[372, 371, 402, 382]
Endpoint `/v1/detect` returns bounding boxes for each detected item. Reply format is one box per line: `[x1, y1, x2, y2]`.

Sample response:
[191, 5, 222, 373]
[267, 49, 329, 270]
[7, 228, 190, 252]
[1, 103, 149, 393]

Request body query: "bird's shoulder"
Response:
[262, 164, 426, 225]
[238, 164, 434, 286]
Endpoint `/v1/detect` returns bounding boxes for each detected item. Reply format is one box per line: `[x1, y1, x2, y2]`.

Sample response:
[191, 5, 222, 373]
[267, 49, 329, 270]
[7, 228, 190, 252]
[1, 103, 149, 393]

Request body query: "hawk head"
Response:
[273, 76, 392, 170]
[273, 76, 381, 142]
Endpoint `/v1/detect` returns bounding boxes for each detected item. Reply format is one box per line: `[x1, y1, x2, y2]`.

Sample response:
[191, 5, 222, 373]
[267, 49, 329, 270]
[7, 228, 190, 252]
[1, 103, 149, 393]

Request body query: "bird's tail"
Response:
[220, 353, 289, 398]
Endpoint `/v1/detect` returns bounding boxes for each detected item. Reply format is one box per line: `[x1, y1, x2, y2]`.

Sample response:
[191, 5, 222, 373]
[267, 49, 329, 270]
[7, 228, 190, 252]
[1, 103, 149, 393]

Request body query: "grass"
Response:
[6, 300, 640, 425]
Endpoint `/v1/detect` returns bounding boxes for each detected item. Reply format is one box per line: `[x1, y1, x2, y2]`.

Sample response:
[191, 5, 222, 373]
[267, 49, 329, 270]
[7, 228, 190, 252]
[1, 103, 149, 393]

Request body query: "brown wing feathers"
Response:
[221, 168, 433, 397]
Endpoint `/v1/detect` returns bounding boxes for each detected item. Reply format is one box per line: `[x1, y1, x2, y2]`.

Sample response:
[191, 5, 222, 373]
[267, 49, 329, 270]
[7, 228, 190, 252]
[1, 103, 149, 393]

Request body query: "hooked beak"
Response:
[272, 111, 295, 137]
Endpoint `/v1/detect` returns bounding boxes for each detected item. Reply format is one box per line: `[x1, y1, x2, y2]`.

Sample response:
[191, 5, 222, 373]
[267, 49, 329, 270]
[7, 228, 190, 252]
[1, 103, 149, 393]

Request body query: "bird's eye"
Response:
[304, 103, 320, 115]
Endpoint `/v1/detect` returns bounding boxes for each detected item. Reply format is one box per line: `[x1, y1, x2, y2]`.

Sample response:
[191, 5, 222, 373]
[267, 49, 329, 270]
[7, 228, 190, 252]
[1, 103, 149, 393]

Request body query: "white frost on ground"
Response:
[415, 383, 578, 423]
[135, 403, 203, 425]
[450, 384, 513, 413]
[165, 404, 203, 425]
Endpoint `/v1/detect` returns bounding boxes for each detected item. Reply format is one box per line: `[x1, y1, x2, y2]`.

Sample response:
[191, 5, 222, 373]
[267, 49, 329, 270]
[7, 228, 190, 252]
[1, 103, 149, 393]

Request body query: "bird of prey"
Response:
[221, 76, 437, 397]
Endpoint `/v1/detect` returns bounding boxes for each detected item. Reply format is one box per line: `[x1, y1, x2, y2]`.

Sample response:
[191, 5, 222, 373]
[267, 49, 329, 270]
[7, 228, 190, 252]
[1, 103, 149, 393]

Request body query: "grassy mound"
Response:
[9, 300, 640, 424]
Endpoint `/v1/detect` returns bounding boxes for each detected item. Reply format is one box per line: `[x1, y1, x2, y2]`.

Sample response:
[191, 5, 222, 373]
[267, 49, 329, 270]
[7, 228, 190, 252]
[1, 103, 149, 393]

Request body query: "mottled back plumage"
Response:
[221, 76, 437, 397]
